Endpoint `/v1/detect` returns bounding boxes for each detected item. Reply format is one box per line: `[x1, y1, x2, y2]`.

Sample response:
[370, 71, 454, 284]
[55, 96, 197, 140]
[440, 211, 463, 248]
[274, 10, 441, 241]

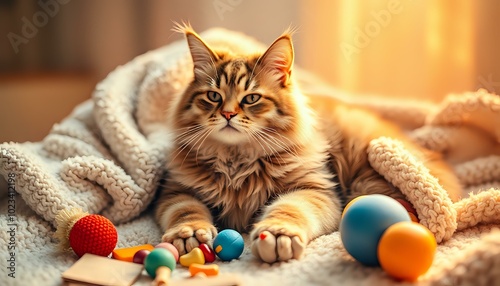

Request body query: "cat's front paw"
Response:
[161, 221, 217, 255]
[250, 223, 308, 263]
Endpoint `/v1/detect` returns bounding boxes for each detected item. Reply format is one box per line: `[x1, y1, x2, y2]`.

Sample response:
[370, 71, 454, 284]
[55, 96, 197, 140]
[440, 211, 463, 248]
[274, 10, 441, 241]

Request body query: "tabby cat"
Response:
[155, 25, 462, 263]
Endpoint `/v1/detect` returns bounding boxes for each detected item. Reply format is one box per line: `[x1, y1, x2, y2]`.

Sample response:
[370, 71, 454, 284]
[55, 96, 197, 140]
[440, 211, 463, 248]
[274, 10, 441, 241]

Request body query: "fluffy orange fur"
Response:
[155, 24, 462, 262]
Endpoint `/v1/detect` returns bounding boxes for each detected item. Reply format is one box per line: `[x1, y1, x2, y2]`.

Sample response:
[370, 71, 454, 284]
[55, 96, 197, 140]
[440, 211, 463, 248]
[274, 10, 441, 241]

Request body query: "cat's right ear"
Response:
[256, 34, 294, 86]
[185, 32, 219, 79]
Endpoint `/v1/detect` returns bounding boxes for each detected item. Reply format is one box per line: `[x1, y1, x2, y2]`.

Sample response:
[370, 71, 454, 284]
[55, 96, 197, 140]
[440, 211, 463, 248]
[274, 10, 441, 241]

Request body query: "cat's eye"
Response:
[207, 91, 222, 102]
[242, 94, 261, 105]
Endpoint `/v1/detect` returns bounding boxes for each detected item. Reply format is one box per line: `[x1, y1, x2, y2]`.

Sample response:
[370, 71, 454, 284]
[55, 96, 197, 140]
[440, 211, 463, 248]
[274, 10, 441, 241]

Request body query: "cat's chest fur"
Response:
[170, 147, 291, 230]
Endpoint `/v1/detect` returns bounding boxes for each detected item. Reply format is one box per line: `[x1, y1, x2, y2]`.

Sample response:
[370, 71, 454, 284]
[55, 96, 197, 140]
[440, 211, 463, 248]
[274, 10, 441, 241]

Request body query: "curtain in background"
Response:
[300, 0, 500, 101]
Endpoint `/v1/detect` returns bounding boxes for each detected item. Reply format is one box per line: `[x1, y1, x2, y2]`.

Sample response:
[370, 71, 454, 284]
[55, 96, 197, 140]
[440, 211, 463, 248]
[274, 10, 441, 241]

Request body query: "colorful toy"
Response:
[132, 249, 151, 264]
[213, 229, 244, 261]
[180, 247, 205, 267]
[408, 212, 419, 223]
[155, 242, 180, 262]
[378, 221, 436, 281]
[144, 248, 176, 285]
[340, 194, 411, 266]
[55, 208, 118, 258]
[189, 263, 219, 277]
[396, 199, 420, 223]
[112, 244, 154, 262]
[199, 243, 216, 263]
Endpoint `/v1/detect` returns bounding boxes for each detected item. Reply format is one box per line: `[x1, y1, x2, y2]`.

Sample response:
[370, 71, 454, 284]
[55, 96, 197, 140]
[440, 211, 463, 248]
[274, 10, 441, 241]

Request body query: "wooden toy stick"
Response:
[144, 248, 176, 286]
[154, 266, 171, 286]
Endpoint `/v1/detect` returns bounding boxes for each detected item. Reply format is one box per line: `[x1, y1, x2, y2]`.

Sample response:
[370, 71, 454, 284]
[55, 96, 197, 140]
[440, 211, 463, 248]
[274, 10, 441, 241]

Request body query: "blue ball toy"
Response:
[213, 229, 244, 261]
[340, 194, 411, 266]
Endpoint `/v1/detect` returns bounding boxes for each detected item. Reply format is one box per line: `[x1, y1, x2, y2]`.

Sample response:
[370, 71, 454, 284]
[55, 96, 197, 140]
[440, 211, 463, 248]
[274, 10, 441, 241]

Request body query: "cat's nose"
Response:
[221, 111, 238, 120]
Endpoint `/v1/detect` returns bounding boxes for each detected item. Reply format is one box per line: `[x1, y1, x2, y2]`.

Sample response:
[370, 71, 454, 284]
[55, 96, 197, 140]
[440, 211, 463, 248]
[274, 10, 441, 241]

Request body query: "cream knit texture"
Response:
[1, 28, 499, 286]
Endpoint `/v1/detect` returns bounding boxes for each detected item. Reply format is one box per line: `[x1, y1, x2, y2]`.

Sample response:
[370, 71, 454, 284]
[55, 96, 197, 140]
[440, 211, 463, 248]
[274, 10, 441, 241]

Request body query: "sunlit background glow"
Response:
[1, 0, 499, 142]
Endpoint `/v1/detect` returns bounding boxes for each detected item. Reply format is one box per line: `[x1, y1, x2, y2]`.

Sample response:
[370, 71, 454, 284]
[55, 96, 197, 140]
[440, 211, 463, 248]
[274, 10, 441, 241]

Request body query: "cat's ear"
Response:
[185, 31, 219, 78]
[257, 34, 294, 85]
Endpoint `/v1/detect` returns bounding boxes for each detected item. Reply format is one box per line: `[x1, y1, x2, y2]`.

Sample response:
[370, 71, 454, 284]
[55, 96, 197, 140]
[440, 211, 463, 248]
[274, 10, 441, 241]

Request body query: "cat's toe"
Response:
[277, 235, 293, 261]
[194, 227, 217, 246]
[161, 222, 217, 255]
[185, 237, 200, 252]
[172, 238, 187, 255]
[251, 231, 306, 263]
[161, 227, 193, 255]
[178, 226, 195, 238]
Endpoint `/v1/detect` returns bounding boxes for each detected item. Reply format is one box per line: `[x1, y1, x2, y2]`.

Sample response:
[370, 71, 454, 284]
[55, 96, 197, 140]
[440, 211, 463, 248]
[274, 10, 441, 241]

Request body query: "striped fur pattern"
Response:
[155, 24, 462, 262]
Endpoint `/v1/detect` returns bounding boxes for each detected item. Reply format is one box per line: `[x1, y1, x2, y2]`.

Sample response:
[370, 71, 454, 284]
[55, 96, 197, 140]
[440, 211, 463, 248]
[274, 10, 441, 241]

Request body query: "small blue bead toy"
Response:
[213, 229, 244, 261]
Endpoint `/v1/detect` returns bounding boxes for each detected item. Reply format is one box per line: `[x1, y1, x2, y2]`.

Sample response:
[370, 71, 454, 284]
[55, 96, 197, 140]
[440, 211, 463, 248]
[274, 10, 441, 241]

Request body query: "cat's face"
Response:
[173, 28, 300, 148]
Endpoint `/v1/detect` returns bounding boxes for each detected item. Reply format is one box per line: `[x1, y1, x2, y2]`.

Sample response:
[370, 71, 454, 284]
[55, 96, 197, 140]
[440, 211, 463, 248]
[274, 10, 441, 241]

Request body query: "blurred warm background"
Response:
[1, 0, 499, 142]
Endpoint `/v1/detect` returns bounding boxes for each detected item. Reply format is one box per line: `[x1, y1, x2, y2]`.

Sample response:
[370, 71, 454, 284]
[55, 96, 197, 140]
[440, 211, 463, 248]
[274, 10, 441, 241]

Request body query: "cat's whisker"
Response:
[167, 120, 206, 135]
[181, 127, 213, 167]
[195, 127, 215, 164]
[255, 127, 300, 157]
[250, 67, 265, 82]
[256, 129, 291, 153]
[250, 133, 276, 165]
[256, 129, 306, 167]
[174, 123, 204, 134]
[269, 126, 329, 184]
[173, 125, 205, 143]
[208, 54, 219, 85]
[248, 60, 270, 84]
[251, 129, 285, 167]
[173, 124, 203, 131]
[259, 137, 287, 166]
[168, 128, 206, 167]
[259, 127, 304, 162]
[244, 129, 279, 186]
[248, 62, 258, 88]
[196, 69, 217, 86]
[245, 128, 273, 163]
[261, 126, 304, 154]
[238, 122, 285, 165]
[236, 122, 272, 159]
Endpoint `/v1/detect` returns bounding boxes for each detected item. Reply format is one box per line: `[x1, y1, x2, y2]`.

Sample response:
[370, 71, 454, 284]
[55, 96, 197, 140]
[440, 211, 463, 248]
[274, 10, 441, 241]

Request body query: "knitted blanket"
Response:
[1, 28, 500, 286]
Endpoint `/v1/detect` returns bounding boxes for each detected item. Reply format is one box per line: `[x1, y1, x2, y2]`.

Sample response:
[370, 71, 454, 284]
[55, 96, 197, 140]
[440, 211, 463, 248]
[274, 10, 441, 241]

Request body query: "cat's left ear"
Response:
[257, 34, 294, 85]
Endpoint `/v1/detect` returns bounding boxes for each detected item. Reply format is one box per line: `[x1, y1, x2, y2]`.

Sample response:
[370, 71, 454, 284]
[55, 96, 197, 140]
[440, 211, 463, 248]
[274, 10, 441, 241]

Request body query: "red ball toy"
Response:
[55, 208, 118, 257]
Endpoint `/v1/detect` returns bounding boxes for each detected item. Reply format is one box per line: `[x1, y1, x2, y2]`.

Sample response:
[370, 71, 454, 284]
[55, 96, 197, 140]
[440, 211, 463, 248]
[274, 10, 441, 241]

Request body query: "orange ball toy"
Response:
[377, 221, 436, 281]
[55, 208, 118, 257]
